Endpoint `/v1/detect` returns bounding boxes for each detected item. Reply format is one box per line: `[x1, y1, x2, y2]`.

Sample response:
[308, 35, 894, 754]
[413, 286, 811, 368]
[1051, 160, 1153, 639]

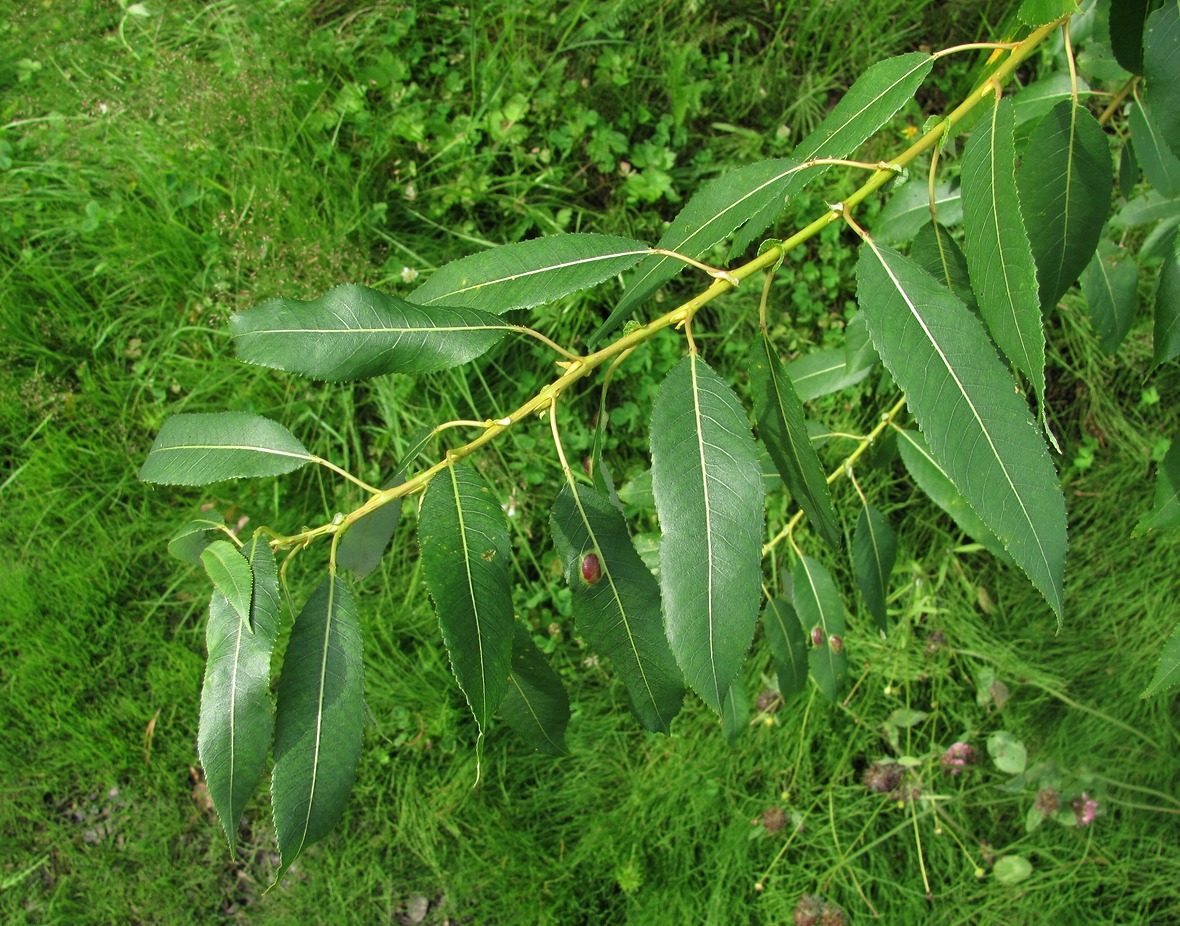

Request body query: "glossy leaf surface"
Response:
[749, 334, 841, 549]
[911, 221, 977, 314]
[1142, 3, 1180, 157]
[856, 242, 1066, 618]
[762, 597, 808, 702]
[419, 464, 513, 734]
[1130, 100, 1180, 197]
[271, 574, 363, 881]
[1018, 0, 1078, 26]
[1109, 0, 1152, 73]
[501, 623, 570, 755]
[231, 283, 509, 381]
[198, 534, 280, 854]
[1081, 240, 1139, 354]
[1153, 233, 1180, 370]
[200, 540, 255, 628]
[793, 556, 847, 702]
[853, 504, 897, 633]
[1012, 72, 1092, 129]
[651, 355, 764, 712]
[139, 412, 311, 486]
[550, 483, 683, 731]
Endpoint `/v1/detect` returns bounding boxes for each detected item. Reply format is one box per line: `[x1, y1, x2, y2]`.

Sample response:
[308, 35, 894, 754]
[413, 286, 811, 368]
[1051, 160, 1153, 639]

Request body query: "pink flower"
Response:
[1072, 792, 1099, 827]
[940, 742, 977, 775]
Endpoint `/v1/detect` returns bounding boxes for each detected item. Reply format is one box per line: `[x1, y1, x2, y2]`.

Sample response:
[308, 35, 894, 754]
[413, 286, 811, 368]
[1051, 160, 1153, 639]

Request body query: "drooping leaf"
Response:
[651, 354, 765, 713]
[271, 574, 363, 882]
[844, 312, 880, 372]
[1112, 190, 1180, 228]
[500, 623, 570, 755]
[961, 97, 1047, 410]
[200, 540, 255, 628]
[1120, 139, 1139, 199]
[1017, 101, 1113, 310]
[1012, 72, 1093, 129]
[749, 333, 841, 549]
[139, 412, 311, 486]
[198, 534, 280, 855]
[1134, 437, 1180, 536]
[1018, 0, 1078, 27]
[593, 52, 935, 340]
[1081, 240, 1139, 354]
[853, 504, 897, 633]
[793, 555, 847, 702]
[411, 234, 650, 314]
[549, 484, 684, 732]
[895, 428, 1012, 563]
[167, 517, 226, 564]
[1130, 100, 1180, 197]
[1109, 0, 1153, 73]
[856, 243, 1066, 619]
[721, 678, 749, 744]
[231, 284, 510, 381]
[336, 480, 403, 580]
[1142, 3, 1180, 158]
[1143, 617, 1180, 697]
[875, 179, 963, 246]
[911, 221, 977, 314]
[762, 597, 809, 702]
[786, 348, 876, 402]
[418, 464, 514, 734]
[1152, 232, 1180, 370]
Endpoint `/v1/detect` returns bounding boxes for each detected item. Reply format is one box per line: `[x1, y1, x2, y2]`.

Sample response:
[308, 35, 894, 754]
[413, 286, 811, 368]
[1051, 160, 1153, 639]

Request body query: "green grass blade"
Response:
[501, 623, 570, 755]
[856, 242, 1066, 620]
[853, 503, 897, 633]
[231, 283, 510, 381]
[793, 555, 848, 702]
[418, 464, 514, 735]
[198, 534, 280, 856]
[549, 484, 684, 732]
[411, 234, 649, 314]
[271, 574, 364, 885]
[761, 597, 808, 702]
[1143, 3, 1180, 157]
[651, 355, 764, 713]
[1152, 233, 1180, 371]
[138, 412, 311, 485]
[1081, 240, 1139, 354]
[961, 97, 1047, 411]
[749, 333, 841, 549]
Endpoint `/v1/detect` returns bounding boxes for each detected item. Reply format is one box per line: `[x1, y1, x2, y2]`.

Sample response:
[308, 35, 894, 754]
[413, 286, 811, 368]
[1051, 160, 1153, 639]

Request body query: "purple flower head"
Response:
[1072, 792, 1099, 827]
[940, 742, 977, 775]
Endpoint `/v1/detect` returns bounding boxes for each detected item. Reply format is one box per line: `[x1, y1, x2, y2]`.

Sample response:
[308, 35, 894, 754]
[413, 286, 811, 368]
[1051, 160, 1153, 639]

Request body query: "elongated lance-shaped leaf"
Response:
[1134, 437, 1180, 536]
[749, 333, 841, 549]
[1130, 100, 1180, 198]
[336, 477, 403, 580]
[139, 412, 311, 485]
[721, 679, 749, 745]
[1143, 618, 1180, 698]
[593, 52, 935, 341]
[1012, 72, 1093, 130]
[1154, 233, 1180, 371]
[786, 348, 876, 402]
[411, 234, 649, 314]
[1081, 240, 1139, 354]
[651, 355, 765, 713]
[1143, 3, 1180, 158]
[167, 517, 226, 565]
[271, 574, 364, 883]
[961, 97, 1047, 412]
[762, 597, 808, 702]
[201, 540, 255, 629]
[856, 243, 1067, 619]
[231, 284, 509, 382]
[876, 180, 963, 246]
[1110, 0, 1153, 74]
[853, 504, 897, 633]
[1017, 101, 1112, 311]
[199, 534, 280, 855]
[1121, 139, 1139, 200]
[418, 464, 514, 734]
[793, 556, 848, 702]
[896, 428, 1012, 563]
[500, 623, 570, 755]
[911, 221, 977, 315]
[549, 484, 683, 731]
[1018, 0, 1078, 27]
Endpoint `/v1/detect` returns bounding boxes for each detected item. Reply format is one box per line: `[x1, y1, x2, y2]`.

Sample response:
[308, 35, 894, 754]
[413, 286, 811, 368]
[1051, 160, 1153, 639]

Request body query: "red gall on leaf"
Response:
[580, 552, 602, 585]
[829, 634, 843, 654]
[811, 626, 825, 647]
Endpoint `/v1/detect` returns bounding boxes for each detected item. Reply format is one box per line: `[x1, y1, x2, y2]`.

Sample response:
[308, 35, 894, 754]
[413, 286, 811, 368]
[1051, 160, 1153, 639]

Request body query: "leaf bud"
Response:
[580, 552, 602, 585]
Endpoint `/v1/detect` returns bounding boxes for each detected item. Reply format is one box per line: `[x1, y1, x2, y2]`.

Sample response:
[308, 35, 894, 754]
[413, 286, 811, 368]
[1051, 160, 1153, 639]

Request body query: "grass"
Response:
[3, 1, 1179, 924]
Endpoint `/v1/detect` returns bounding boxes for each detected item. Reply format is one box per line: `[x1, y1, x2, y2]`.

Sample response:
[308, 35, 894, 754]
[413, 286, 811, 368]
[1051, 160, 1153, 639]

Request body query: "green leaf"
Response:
[961, 98, 1047, 411]
[200, 540, 255, 629]
[1135, 437, 1180, 536]
[271, 574, 364, 882]
[721, 679, 749, 745]
[875, 179, 963, 246]
[987, 730, 1028, 774]
[198, 534, 280, 855]
[1018, 101, 1113, 311]
[651, 355, 765, 713]
[994, 855, 1034, 885]
[853, 504, 897, 633]
[762, 597, 809, 702]
[1152, 232, 1180, 370]
[1143, 616, 1180, 697]
[1120, 139, 1139, 200]
[1018, 0, 1078, 27]
[411, 234, 650, 314]
[418, 464, 514, 734]
[1012, 72, 1093, 129]
[549, 484, 684, 732]
[786, 348, 875, 402]
[1112, 189, 1180, 228]
[1130, 100, 1180, 197]
[336, 481, 402, 580]
[856, 243, 1066, 619]
[793, 555, 847, 702]
[139, 412, 311, 486]
[896, 428, 1012, 563]
[1143, 3, 1180, 158]
[911, 221, 977, 314]
[1109, 0, 1153, 73]
[500, 623, 570, 755]
[749, 334, 841, 549]
[167, 517, 226, 564]
[231, 284, 510, 381]
[1081, 240, 1139, 354]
